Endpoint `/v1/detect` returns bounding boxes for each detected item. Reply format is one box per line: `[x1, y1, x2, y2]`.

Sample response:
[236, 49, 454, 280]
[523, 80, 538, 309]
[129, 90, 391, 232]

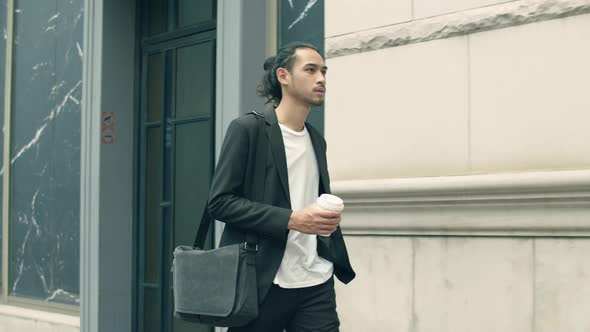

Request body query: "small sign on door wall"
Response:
[101, 112, 115, 144]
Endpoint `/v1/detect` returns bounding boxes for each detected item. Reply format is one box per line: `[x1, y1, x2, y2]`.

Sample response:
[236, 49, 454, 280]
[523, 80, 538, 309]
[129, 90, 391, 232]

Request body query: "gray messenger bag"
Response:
[172, 112, 266, 327]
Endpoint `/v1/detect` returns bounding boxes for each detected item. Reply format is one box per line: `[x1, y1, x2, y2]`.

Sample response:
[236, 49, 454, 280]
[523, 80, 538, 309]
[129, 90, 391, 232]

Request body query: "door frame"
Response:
[131, 1, 277, 332]
[135, 1, 217, 331]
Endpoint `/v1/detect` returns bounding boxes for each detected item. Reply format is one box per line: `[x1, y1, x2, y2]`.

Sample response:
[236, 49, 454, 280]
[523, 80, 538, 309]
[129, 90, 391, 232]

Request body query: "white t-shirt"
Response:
[273, 123, 334, 288]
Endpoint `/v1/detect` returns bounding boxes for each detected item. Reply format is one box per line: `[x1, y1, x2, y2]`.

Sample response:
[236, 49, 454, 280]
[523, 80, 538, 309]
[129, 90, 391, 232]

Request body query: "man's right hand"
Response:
[288, 203, 341, 235]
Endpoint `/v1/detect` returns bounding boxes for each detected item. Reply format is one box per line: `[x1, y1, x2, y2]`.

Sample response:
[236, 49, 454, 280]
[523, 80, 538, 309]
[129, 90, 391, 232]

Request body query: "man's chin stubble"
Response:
[309, 99, 324, 107]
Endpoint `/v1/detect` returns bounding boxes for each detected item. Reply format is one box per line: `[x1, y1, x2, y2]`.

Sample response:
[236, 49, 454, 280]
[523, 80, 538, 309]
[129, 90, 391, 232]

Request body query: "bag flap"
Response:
[173, 244, 241, 316]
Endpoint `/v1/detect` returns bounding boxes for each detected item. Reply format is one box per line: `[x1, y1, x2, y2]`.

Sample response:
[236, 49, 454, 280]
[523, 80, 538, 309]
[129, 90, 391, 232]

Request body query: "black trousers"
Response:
[228, 277, 340, 332]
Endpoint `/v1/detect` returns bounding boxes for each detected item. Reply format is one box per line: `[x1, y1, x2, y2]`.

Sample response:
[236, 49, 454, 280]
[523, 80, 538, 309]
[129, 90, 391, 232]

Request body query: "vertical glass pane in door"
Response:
[144, 287, 162, 332]
[147, 53, 164, 122]
[175, 41, 213, 119]
[145, 127, 162, 283]
[172, 122, 212, 329]
[173, 121, 211, 249]
[177, 0, 214, 28]
[148, 0, 166, 35]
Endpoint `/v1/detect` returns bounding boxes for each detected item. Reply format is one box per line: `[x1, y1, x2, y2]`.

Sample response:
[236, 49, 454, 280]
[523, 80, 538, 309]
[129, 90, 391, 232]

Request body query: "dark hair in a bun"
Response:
[257, 42, 321, 105]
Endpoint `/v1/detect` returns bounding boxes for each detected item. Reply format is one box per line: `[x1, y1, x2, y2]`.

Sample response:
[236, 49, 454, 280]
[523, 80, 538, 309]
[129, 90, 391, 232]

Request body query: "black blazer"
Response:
[208, 107, 355, 303]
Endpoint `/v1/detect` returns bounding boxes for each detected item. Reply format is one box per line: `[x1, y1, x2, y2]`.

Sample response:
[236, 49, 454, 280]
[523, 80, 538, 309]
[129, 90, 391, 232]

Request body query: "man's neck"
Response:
[274, 98, 311, 132]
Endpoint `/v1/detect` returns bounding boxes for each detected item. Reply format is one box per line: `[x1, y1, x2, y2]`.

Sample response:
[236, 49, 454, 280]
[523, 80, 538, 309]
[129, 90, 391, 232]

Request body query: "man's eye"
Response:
[306, 68, 314, 72]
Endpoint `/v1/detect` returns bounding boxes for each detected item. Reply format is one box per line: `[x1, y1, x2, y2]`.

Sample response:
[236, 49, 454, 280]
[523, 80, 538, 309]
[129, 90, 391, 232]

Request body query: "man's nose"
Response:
[317, 73, 326, 84]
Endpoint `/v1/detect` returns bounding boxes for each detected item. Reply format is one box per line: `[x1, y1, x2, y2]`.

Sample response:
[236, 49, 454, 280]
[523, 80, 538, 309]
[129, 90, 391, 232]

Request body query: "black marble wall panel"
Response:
[9, 0, 82, 305]
[0, 0, 6, 266]
[279, 0, 325, 133]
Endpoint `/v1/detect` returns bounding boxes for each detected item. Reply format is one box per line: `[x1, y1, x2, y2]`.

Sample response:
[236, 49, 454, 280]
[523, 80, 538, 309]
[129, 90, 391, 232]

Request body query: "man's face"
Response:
[283, 48, 327, 107]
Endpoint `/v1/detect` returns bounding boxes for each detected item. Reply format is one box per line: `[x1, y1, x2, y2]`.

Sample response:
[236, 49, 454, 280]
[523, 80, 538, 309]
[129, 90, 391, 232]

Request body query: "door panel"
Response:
[173, 121, 212, 249]
[147, 53, 164, 122]
[139, 2, 216, 332]
[178, 0, 215, 28]
[147, 0, 167, 35]
[144, 127, 162, 284]
[175, 42, 214, 119]
[144, 287, 162, 332]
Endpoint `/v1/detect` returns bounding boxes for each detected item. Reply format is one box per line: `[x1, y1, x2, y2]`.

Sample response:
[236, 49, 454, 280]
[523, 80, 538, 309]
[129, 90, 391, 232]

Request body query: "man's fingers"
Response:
[316, 210, 341, 219]
[315, 217, 340, 225]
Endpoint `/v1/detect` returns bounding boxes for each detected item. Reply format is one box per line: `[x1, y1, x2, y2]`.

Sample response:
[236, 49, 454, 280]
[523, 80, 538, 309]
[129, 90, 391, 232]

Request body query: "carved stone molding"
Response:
[326, 0, 590, 59]
[333, 170, 590, 236]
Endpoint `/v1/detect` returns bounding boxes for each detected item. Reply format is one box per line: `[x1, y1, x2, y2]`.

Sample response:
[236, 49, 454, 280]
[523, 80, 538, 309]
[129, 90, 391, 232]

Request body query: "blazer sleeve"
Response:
[207, 119, 291, 242]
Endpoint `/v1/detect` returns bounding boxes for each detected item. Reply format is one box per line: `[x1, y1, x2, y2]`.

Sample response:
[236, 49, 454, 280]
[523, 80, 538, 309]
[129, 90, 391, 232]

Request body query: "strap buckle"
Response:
[243, 242, 258, 251]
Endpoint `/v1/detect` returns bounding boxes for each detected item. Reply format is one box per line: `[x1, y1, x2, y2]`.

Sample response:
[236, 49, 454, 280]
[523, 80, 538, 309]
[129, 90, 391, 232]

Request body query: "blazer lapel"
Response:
[307, 123, 334, 260]
[306, 123, 331, 195]
[264, 107, 291, 205]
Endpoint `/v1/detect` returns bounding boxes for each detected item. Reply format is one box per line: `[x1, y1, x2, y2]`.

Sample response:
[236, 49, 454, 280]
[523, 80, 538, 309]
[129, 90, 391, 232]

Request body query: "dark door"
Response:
[138, 1, 216, 331]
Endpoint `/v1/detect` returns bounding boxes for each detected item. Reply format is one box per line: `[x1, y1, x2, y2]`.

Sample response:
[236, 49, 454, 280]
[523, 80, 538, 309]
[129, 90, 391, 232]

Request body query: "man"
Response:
[208, 42, 355, 332]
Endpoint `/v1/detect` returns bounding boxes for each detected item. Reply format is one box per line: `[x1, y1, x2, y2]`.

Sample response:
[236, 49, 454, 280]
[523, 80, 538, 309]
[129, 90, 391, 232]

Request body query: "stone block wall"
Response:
[324, 1, 590, 331]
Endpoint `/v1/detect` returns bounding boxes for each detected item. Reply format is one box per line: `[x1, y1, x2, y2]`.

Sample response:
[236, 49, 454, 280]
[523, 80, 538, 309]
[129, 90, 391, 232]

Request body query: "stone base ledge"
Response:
[0, 304, 79, 327]
[333, 170, 590, 236]
[326, 0, 590, 58]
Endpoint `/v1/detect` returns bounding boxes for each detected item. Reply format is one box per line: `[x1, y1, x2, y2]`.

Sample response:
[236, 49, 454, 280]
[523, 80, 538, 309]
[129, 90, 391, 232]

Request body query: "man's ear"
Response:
[276, 67, 289, 85]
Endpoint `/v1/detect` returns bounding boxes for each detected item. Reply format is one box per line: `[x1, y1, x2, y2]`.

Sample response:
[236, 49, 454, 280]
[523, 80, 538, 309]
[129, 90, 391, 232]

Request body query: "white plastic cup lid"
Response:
[317, 194, 344, 211]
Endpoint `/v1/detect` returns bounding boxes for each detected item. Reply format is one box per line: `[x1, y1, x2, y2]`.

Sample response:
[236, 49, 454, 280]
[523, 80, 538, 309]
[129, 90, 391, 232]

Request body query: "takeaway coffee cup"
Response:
[316, 194, 344, 237]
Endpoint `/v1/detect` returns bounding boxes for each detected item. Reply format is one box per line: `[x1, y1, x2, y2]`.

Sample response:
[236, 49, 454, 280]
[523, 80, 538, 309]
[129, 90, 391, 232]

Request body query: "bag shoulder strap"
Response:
[193, 112, 267, 248]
